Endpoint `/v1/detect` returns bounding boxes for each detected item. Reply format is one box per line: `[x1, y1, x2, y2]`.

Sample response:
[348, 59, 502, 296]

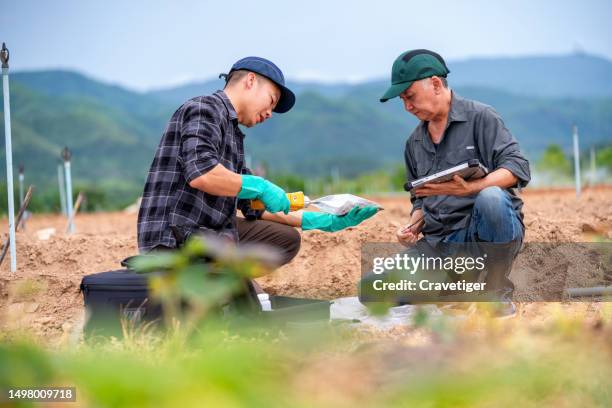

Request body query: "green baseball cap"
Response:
[380, 49, 450, 102]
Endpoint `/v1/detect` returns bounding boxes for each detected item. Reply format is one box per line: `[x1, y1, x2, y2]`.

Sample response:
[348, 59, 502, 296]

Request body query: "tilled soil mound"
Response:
[1, 187, 610, 343]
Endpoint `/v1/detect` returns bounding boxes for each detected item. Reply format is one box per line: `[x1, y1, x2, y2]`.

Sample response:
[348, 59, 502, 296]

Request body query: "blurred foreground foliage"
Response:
[1, 239, 611, 407]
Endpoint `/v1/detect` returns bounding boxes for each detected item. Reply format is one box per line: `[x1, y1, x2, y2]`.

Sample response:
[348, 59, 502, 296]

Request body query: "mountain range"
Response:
[1, 52, 610, 198]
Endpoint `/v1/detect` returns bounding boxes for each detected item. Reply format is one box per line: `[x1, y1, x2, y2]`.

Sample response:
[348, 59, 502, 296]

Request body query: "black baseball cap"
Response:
[223, 56, 295, 113]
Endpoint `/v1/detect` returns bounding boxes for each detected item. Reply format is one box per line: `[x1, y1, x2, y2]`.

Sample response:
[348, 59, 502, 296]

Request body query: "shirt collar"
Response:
[448, 91, 468, 123]
[214, 90, 238, 121]
[414, 90, 467, 142]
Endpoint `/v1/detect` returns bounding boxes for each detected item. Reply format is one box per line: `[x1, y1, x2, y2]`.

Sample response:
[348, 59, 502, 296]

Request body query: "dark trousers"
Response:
[235, 218, 301, 266]
[154, 218, 301, 268]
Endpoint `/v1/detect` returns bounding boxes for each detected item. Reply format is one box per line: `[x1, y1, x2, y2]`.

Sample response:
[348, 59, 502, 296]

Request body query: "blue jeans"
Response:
[359, 187, 523, 304]
[443, 186, 524, 244]
[441, 186, 523, 299]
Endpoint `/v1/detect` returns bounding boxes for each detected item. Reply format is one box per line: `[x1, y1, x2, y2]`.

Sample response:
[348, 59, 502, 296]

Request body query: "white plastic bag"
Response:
[310, 194, 381, 215]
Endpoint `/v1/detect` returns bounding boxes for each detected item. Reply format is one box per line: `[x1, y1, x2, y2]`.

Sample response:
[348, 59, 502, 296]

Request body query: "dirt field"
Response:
[1, 186, 611, 344]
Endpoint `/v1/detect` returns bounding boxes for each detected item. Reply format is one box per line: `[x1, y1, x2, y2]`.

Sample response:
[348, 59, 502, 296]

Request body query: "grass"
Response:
[0, 239, 610, 407]
[1, 304, 610, 407]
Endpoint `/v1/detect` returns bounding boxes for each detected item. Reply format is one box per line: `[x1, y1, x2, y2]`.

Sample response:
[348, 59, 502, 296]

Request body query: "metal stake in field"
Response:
[62, 147, 75, 234]
[66, 192, 84, 233]
[572, 125, 581, 198]
[0, 186, 33, 267]
[17, 164, 27, 230]
[57, 161, 67, 215]
[18, 165, 24, 206]
[590, 147, 596, 186]
[1, 43, 17, 272]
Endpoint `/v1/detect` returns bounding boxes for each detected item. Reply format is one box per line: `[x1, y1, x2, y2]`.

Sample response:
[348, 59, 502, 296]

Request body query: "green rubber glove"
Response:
[302, 206, 378, 232]
[238, 175, 290, 214]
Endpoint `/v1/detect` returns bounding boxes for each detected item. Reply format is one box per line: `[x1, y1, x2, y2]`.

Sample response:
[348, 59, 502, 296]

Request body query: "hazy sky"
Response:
[1, 0, 611, 91]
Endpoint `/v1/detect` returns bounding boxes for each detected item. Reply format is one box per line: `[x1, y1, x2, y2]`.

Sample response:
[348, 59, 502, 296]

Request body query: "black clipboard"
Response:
[404, 159, 489, 191]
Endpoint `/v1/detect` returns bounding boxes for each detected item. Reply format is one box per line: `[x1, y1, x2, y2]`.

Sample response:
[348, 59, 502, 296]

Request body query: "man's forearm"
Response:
[188, 164, 242, 196]
[415, 167, 520, 198]
[467, 168, 518, 194]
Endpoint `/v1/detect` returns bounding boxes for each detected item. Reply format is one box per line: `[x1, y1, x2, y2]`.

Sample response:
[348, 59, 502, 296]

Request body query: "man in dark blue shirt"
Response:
[138, 57, 377, 266]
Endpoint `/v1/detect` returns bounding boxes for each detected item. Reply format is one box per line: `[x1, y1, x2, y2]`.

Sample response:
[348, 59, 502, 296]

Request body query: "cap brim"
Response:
[273, 84, 295, 113]
[379, 81, 413, 103]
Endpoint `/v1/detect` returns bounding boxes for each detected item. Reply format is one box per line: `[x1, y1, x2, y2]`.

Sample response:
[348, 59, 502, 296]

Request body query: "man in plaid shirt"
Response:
[138, 57, 378, 266]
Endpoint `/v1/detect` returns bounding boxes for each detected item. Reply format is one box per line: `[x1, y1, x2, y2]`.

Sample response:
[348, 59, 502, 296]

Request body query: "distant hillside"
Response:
[147, 79, 356, 107]
[0, 73, 173, 194]
[148, 52, 612, 104]
[13, 70, 171, 121]
[449, 52, 612, 98]
[1, 56, 611, 194]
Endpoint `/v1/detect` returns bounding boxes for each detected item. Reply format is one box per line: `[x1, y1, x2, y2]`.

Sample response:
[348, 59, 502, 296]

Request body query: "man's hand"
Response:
[397, 225, 419, 246]
[302, 206, 379, 232]
[414, 175, 475, 197]
[237, 175, 290, 214]
[397, 209, 424, 247]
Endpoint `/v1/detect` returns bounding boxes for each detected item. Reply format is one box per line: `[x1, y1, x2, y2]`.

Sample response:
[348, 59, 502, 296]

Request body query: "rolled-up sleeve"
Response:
[479, 108, 531, 188]
[404, 140, 423, 214]
[237, 167, 265, 220]
[179, 102, 223, 182]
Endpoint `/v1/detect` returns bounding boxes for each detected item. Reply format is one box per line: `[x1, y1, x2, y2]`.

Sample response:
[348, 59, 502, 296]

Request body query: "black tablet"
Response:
[404, 159, 489, 191]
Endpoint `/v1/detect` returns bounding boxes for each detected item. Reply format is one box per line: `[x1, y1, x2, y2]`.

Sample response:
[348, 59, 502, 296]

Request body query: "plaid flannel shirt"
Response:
[137, 90, 262, 253]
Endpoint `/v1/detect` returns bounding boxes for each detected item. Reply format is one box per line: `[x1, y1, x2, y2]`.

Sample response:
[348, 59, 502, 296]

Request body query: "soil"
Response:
[1, 186, 610, 344]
